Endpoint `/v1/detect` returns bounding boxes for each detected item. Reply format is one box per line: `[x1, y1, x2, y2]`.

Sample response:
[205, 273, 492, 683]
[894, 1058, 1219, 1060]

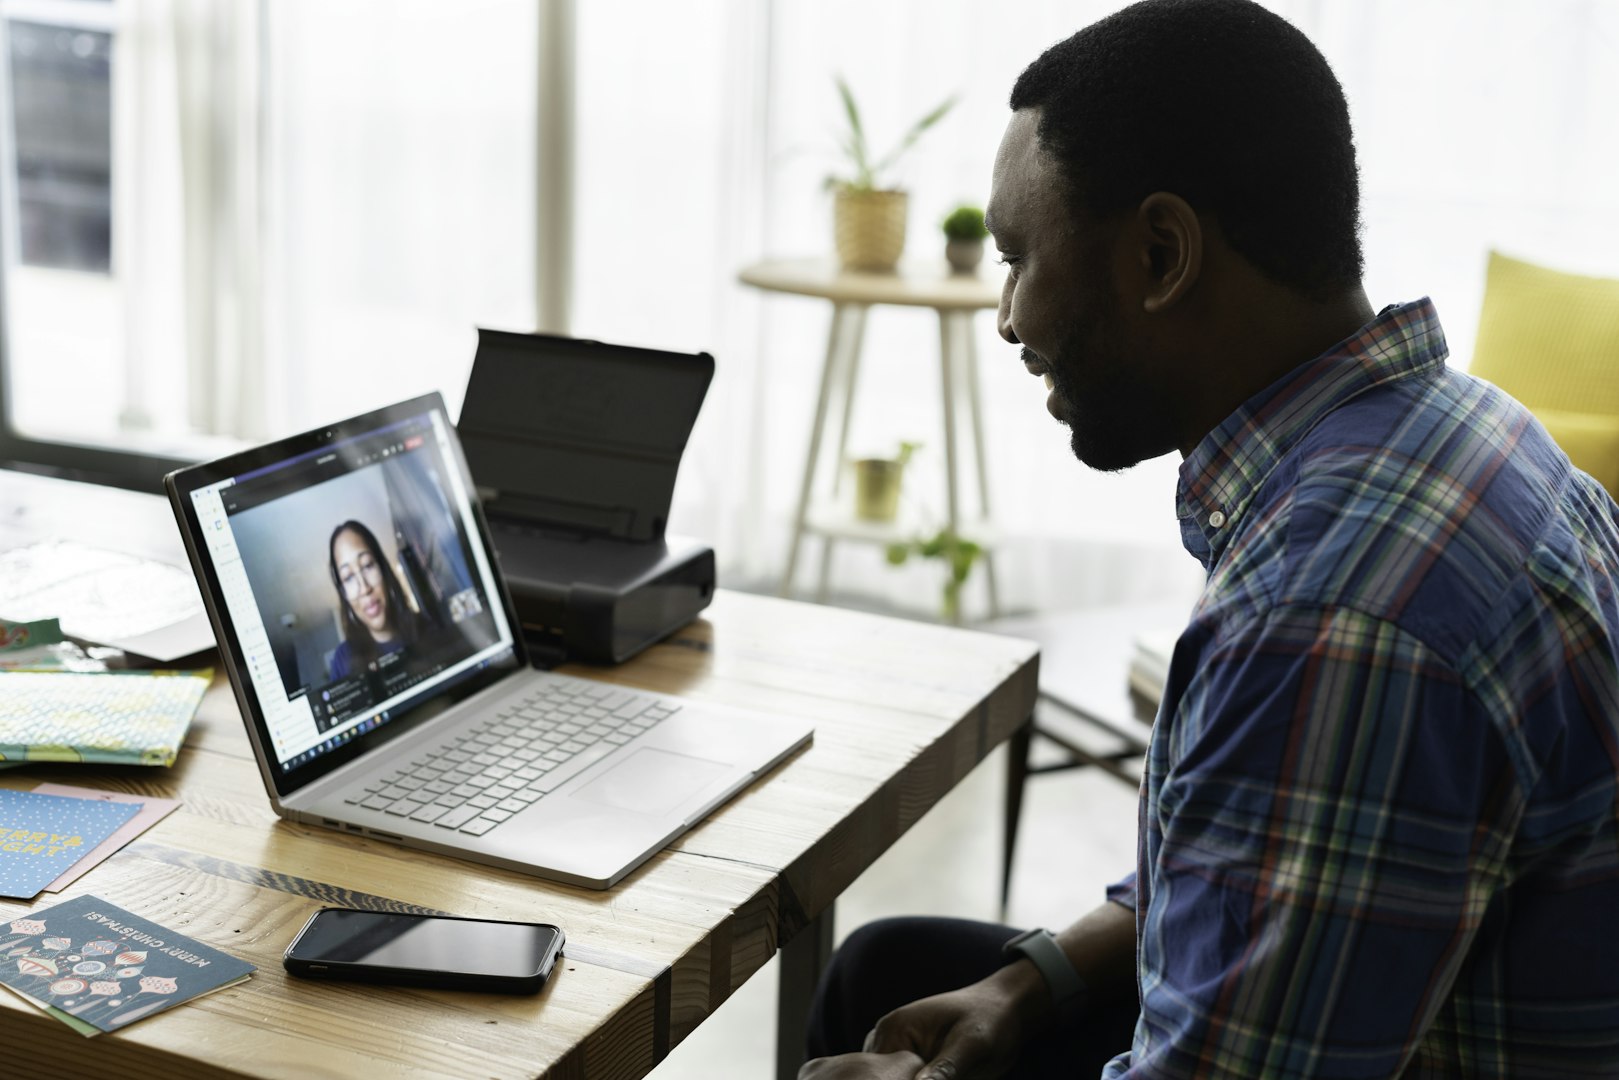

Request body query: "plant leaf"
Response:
[871, 94, 957, 179]
[835, 75, 872, 189]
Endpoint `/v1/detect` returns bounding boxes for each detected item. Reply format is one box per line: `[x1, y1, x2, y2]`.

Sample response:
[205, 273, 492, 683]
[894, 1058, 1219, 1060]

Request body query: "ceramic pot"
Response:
[853, 457, 905, 521]
[834, 188, 908, 273]
[945, 237, 985, 274]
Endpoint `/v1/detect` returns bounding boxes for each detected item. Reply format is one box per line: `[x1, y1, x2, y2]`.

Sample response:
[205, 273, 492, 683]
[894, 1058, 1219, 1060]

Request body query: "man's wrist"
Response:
[983, 947, 1055, 1035]
[1001, 928, 1088, 1023]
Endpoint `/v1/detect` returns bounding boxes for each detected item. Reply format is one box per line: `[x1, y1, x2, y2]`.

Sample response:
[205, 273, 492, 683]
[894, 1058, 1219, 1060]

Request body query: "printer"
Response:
[458, 329, 716, 665]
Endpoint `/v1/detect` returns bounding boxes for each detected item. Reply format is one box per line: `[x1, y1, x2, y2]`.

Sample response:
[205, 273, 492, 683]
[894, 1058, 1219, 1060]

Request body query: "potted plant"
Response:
[942, 205, 989, 274]
[851, 441, 919, 522]
[885, 528, 983, 622]
[827, 76, 955, 273]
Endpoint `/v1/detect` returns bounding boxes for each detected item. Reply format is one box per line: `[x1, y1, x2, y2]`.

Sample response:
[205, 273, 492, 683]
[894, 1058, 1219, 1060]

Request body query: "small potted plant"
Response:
[852, 441, 919, 522]
[885, 528, 983, 622]
[827, 76, 955, 273]
[942, 205, 989, 274]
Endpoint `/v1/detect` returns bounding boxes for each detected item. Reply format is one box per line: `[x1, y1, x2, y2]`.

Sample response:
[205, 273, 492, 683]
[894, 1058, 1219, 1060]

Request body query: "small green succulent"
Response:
[941, 205, 989, 241]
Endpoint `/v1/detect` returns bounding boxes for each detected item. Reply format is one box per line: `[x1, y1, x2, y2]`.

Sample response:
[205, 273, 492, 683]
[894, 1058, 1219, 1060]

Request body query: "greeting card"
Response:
[31, 784, 182, 892]
[0, 790, 140, 899]
[0, 894, 254, 1035]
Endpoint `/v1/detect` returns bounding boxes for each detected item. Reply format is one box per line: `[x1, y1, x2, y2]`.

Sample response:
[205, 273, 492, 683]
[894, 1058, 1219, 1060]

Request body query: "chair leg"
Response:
[1002, 716, 1034, 918]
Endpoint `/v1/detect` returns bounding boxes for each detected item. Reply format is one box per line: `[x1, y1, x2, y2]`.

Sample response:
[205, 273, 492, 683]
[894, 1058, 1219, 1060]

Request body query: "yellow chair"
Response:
[1468, 251, 1619, 498]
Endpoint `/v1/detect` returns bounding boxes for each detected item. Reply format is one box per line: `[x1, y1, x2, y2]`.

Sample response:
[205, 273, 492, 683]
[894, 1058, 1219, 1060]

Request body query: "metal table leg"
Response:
[776, 902, 836, 1080]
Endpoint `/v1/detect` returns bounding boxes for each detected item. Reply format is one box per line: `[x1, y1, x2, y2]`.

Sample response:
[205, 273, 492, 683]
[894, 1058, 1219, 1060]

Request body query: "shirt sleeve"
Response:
[1106, 871, 1138, 910]
[1112, 603, 1523, 1079]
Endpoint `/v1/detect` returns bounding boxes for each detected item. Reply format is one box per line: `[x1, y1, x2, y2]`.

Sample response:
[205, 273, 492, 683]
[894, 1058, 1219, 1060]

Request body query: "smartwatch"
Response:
[1001, 927, 1087, 1017]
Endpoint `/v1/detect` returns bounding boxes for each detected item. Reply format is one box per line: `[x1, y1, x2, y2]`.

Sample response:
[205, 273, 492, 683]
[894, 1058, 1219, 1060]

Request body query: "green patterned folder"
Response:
[0, 670, 210, 768]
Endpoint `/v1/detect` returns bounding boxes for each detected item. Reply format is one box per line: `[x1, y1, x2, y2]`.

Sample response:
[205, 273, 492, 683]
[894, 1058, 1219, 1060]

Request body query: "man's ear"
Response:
[1136, 192, 1202, 314]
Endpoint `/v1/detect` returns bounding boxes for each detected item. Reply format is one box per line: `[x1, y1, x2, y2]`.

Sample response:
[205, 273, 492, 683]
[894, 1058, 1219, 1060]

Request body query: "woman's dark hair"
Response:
[1010, 0, 1363, 301]
[327, 519, 425, 668]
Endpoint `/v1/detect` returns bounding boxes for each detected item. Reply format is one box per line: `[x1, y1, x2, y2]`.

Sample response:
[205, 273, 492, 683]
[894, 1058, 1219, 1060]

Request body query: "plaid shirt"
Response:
[1103, 299, 1619, 1078]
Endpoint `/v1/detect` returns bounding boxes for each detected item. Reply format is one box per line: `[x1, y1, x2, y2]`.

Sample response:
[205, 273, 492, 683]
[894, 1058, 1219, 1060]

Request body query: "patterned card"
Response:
[31, 784, 182, 893]
[0, 790, 141, 899]
[0, 669, 210, 768]
[0, 894, 254, 1035]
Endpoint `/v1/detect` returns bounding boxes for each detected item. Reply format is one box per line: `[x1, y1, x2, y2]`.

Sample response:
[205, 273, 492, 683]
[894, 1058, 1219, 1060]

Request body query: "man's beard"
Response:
[1032, 327, 1166, 473]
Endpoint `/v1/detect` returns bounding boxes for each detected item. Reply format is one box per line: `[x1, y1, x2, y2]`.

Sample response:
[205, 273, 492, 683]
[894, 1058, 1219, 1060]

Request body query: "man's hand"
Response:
[861, 979, 1030, 1080]
[798, 1050, 924, 1079]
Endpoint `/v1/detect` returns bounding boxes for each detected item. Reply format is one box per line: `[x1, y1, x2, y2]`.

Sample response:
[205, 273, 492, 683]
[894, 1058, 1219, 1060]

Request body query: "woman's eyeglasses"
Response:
[338, 555, 385, 598]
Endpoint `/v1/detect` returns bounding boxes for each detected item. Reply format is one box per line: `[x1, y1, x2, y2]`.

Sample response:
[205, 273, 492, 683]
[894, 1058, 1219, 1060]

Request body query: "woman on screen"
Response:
[326, 519, 429, 680]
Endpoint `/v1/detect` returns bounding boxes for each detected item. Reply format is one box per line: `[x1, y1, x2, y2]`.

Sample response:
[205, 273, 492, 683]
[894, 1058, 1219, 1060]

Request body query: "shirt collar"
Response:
[1176, 298, 1449, 569]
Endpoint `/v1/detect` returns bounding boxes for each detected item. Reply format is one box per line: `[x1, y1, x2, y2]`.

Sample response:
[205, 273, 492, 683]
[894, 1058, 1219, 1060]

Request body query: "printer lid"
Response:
[458, 330, 713, 542]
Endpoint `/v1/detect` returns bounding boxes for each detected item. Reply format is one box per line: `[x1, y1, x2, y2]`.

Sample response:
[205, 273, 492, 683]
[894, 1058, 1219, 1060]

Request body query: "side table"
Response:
[738, 257, 1005, 622]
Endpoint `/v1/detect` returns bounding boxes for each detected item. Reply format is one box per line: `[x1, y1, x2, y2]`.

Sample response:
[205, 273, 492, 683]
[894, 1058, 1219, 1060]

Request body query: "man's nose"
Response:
[997, 282, 1019, 344]
[997, 318, 1020, 345]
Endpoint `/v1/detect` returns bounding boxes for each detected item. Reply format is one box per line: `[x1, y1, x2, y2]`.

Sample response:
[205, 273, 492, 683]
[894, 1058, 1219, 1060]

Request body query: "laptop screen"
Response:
[181, 399, 520, 780]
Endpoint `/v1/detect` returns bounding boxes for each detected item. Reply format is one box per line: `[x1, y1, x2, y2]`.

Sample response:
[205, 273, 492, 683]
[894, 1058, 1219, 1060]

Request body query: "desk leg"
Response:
[777, 902, 836, 1080]
[784, 304, 853, 598]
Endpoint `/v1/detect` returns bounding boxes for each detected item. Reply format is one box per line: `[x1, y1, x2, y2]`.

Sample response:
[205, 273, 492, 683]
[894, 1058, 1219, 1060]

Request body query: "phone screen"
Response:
[288, 909, 562, 979]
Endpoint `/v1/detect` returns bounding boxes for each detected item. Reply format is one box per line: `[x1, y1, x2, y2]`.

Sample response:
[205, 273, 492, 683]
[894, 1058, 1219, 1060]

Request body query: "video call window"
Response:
[225, 421, 499, 734]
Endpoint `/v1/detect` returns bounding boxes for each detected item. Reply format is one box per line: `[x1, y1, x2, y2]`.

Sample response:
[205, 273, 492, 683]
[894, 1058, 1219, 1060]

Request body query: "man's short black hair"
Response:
[1010, 0, 1363, 300]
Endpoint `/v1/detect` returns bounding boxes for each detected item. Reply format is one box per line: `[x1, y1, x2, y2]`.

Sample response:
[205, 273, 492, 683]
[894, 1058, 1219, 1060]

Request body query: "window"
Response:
[0, 0, 544, 492]
[9, 14, 111, 273]
[0, 1, 167, 486]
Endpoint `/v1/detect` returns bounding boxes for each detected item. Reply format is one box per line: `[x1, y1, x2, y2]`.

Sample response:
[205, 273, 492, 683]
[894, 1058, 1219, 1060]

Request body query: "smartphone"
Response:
[283, 908, 565, 994]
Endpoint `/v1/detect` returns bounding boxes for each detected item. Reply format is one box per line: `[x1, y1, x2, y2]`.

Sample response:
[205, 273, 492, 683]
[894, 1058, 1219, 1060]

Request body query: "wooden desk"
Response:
[738, 258, 1006, 622]
[0, 585, 1038, 1078]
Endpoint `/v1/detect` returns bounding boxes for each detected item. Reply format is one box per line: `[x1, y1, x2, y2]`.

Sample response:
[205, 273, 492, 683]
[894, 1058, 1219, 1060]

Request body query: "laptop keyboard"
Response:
[342, 678, 680, 837]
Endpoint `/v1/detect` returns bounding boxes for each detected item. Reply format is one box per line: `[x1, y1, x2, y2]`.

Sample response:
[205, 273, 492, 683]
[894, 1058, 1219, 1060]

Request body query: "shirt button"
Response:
[1208, 510, 1227, 528]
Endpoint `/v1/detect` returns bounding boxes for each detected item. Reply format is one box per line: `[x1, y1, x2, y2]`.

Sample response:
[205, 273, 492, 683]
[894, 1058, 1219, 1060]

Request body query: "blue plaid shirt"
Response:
[1103, 299, 1619, 1078]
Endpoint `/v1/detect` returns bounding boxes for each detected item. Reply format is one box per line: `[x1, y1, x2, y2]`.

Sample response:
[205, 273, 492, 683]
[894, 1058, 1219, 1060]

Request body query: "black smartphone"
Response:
[283, 908, 565, 994]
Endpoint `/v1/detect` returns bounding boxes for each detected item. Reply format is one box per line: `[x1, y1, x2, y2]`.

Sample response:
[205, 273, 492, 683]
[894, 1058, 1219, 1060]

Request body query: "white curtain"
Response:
[570, 0, 1619, 620]
[259, 0, 539, 437]
[85, 0, 1618, 619]
[109, 0, 263, 444]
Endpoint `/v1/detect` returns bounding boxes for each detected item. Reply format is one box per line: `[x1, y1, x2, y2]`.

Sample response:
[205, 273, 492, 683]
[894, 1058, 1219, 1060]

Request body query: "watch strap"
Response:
[1002, 927, 1086, 1013]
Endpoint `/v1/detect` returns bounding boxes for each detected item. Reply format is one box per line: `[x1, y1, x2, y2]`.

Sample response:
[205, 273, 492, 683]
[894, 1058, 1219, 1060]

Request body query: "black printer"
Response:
[458, 329, 716, 665]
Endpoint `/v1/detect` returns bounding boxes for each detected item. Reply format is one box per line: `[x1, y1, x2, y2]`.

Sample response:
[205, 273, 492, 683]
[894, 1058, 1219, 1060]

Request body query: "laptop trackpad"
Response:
[571, 748, 730, 816]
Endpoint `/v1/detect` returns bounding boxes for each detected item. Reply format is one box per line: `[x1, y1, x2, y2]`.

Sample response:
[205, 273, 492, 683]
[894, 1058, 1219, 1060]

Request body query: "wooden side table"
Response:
[739, 257, 1005, 623]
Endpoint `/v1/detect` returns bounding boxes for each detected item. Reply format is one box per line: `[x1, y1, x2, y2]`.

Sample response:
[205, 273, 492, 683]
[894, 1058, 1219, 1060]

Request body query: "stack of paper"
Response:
[0, 540, 211, 661]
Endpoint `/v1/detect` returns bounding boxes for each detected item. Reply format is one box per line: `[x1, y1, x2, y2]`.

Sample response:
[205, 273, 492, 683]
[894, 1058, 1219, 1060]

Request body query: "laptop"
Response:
[165, 393, 812, 889]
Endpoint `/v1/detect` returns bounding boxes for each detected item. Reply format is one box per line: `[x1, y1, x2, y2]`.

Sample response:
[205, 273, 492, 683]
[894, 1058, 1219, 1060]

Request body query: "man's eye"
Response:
[997, 254, 1023, 270]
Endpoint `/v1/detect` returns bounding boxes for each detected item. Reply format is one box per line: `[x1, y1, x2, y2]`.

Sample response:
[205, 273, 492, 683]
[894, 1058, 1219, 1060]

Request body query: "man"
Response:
[800, 1, 1619, 1077]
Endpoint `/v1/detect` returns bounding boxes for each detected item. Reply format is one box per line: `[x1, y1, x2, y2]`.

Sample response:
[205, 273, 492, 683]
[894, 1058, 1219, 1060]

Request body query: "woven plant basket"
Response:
[834, 188, 908, 272]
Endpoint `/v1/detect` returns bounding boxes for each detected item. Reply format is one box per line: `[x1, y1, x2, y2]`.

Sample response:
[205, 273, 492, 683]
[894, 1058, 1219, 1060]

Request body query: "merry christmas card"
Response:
[0, 894, 254, 1035]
